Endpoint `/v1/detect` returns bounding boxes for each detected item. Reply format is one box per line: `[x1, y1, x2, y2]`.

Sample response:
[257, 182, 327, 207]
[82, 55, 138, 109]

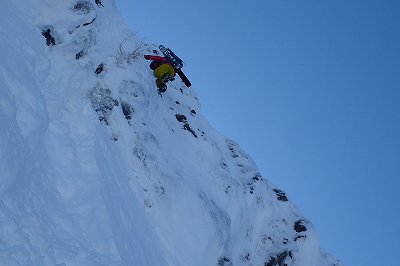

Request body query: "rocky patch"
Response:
[265, 251, 292, 266]
[88, 86, 119, 125]
[294, 220, 307, 233]
[273, 189, 288, 202]
[217, 256, 232, 265]
[175, 114, 197, 138]
[121, 101, 133, 121]
[72, 0, 94, 15]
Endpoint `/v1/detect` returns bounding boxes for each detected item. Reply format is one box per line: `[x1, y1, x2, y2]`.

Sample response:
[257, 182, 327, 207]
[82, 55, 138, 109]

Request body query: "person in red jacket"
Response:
[144, 54, 175, 92]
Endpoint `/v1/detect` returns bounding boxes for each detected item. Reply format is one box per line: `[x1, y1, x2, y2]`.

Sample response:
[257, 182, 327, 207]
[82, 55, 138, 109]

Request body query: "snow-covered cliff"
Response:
[0, 0, 340, 265]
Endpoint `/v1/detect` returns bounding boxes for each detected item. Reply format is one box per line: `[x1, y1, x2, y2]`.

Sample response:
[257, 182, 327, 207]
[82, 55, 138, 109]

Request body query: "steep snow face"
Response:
[0, 0, 340, 265]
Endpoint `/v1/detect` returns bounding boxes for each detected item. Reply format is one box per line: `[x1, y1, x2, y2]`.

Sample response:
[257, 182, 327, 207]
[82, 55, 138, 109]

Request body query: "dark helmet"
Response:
[150, 60, 162, 70]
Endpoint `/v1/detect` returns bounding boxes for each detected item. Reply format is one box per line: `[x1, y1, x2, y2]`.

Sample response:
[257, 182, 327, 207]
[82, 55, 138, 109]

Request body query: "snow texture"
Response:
[0, 0, 341, 265]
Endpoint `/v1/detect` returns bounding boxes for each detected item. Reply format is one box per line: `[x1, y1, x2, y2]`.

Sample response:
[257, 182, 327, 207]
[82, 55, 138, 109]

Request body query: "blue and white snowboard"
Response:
[159, 45, 191, 87]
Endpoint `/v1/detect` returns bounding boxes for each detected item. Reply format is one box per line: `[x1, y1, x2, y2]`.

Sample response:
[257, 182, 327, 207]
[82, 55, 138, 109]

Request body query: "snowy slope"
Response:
[0, 0, 340, 265]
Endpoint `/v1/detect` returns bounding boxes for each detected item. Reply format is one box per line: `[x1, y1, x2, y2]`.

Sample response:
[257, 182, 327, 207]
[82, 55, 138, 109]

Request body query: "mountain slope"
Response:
[0, 0, 340, 265]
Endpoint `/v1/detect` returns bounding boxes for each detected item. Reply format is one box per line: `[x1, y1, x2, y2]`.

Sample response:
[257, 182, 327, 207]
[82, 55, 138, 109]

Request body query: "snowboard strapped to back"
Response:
[159, 45, 191, 87]
[159, 45, 183, 70]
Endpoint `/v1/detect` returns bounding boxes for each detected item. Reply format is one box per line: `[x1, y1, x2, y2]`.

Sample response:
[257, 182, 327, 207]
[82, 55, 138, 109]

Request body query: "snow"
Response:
[0, 0, 340, 265]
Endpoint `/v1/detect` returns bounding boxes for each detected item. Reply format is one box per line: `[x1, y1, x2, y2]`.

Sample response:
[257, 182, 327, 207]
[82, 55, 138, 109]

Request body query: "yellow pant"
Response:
[154, 63, 175, 81]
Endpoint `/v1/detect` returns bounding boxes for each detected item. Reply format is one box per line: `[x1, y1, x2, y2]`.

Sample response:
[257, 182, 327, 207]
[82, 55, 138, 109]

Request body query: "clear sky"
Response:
[115, 0, 400, 265]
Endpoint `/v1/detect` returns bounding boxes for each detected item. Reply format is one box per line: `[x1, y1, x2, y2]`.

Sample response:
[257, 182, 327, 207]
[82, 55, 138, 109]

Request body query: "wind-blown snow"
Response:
[0, 0, 340, 265]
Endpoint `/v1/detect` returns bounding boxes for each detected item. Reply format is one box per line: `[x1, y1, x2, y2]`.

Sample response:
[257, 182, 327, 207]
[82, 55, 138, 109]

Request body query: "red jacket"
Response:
[144, 55, 168, 63]
[144, 55, 172, 70]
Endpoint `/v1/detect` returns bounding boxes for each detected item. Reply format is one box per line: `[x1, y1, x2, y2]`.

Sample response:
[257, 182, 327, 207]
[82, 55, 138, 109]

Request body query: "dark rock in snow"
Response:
[175, 114, 197, 137]
[273, 189, 288, 201]
[252, 173, 262, 181]
[217, 256, 232, 265]
[183, 123, 197, 138]
[121, 102, 133, 120]
[95, 63, 104, 75]
[73, 1, 94, 15]
[42, 29, 55, 46]
[265, 251, 292, 266]
[76, 50, 85, 59]
[83, 17, 96, 26]
[175, 114, 187, 123]
[294, 220, 307, 233]
[294, 235, 306, 241]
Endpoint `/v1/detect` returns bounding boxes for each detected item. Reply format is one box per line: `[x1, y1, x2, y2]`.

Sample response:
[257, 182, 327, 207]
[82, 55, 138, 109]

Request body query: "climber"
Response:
[42, 29, 55, 46]
[144, 54, 175, 92]
[95, 0, 104, 7]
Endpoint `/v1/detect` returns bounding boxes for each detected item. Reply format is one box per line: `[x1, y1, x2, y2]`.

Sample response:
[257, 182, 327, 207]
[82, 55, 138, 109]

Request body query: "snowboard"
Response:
[159, 45, 183, 69]
[176, 69, 191, 87]
[159, 45, 191, 87]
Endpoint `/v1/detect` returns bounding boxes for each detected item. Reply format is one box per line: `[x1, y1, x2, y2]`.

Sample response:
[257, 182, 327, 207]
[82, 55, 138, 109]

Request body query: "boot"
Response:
[156, 79, 167, 92]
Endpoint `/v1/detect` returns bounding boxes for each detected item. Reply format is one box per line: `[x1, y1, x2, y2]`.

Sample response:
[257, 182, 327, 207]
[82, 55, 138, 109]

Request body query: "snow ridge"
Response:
[0, 0, 341, 265]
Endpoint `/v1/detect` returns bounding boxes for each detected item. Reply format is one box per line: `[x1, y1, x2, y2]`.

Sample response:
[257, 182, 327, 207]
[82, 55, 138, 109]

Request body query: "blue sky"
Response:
[115, 0, 400, 265]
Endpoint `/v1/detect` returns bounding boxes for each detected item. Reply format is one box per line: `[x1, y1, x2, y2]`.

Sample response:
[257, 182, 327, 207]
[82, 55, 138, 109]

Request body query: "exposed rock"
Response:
[294, 220, 307, 233]
[273, 189, 288, 201]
